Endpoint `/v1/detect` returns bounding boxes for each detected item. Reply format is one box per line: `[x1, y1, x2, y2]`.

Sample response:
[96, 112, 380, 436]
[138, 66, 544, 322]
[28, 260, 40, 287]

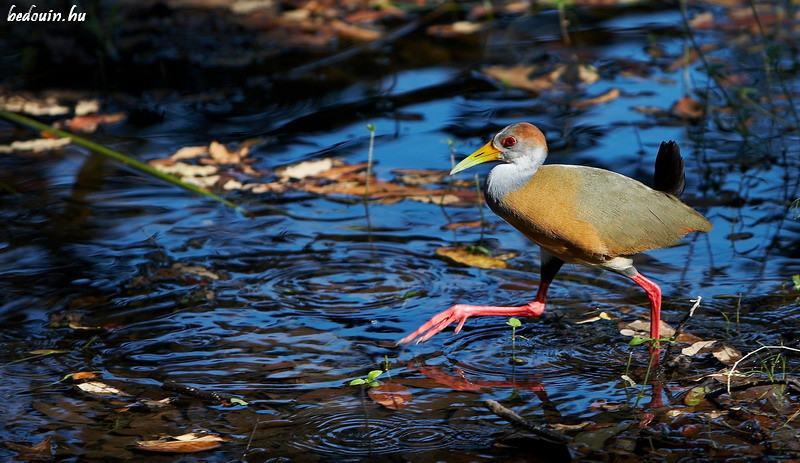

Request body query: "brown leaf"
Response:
[393, 169, 447, 185]
[3, 437, 54, 461]
[681, 340, 717, 357]
[77, 381, 130, 396]
[330, 20, 382, 41]
[436, 246, 509, 269]
[712, 345, 742, 365]
[427, 21, 484, 37]
[208, 141, 247, 164]
[0, 138, 71, 153]
[670, 96, 705, 120]
[688, 11, 714, 29]
[482, 65, 552, 93]
[67, 113, 125, 133]
[70, 371, 99, 380]
[443, 221, 483, 230]
[170, 145, 208, 161]
[572, 88, 620, 108]
[277, 158, 336, 180]
[135, 433, 230, 453]
[618, 319, 675, 338]
[367, 383, 412, 410]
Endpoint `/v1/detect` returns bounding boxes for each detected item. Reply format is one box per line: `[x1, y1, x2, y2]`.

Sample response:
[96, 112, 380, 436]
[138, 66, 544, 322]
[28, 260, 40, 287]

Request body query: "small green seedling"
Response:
[350, 370, 383, 388]
[793, 274, 800, 291]
[506, 317, 528, 365]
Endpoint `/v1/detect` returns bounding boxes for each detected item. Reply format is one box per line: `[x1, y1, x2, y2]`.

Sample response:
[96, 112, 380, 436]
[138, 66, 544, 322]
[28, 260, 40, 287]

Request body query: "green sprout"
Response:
[350, 370, 383, 388]
[506, 317, 528, 365]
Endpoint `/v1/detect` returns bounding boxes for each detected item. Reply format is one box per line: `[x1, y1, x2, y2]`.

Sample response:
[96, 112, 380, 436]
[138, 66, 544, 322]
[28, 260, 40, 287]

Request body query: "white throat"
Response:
[485, 146, 546, 202]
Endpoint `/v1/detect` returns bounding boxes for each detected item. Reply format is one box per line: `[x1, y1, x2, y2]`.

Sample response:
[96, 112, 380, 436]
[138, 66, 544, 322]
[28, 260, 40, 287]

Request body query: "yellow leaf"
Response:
[436, 246, 509, 269]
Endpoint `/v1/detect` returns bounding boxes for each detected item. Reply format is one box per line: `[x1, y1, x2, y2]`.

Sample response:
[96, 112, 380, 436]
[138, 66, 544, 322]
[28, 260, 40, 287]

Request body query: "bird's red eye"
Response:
[501, 136, 517, 148]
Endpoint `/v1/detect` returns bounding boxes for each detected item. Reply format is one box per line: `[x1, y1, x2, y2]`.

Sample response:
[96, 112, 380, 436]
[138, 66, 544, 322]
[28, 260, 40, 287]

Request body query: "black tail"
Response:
[653, 141, 685, 197]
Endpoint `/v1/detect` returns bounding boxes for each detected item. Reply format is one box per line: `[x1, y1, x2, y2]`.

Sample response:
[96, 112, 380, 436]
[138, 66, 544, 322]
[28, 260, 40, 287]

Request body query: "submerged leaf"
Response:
[135, 433, 230, 453]
[436, 246, 509, 269]
[368, 382, 412, 410]
[684, 386, 708, 406]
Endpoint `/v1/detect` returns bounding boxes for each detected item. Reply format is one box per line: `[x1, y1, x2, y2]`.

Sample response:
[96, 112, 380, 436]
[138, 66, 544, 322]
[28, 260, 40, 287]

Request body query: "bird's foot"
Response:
[397, 301, 545, 345]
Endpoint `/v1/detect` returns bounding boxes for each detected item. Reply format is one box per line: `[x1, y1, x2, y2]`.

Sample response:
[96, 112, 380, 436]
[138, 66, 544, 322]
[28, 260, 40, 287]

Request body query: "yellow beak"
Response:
[450, 141, 502, 175]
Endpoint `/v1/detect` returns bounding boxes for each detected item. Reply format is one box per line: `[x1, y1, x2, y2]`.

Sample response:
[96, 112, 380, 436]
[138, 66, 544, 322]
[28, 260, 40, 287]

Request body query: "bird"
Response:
[399, 122, 712, 345]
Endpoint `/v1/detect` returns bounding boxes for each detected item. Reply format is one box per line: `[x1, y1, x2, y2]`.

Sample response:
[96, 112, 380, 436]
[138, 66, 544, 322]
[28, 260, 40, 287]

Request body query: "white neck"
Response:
[485, 147, 546, 202]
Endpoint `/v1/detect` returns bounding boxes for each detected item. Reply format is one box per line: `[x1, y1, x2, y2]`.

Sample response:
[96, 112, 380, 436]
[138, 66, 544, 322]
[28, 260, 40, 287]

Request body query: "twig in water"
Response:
[727, 346, 800, 394]
[484, 400, 570, 444]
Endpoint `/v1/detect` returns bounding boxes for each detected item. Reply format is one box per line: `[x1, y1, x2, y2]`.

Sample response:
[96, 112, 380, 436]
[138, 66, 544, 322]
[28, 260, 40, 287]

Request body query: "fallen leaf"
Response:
[208, 141, 246, 164]
[712, 345, 742, 365]
[74, 99, 100, 116]
[436, 246, 510, 269]
[482, 65, 553, 93]
[427, 21, 484, 36]
[0, 95, 70, 116]
[551, 421, 591, 431]
[67, 113, 125, 132]
[572, 88, 621, 108]
[670, 96, 705, 120]
[277, 158, 335, 180]
[367, 383, 412, 410]
[330, 20, 382, 41]
[172, 263, 220, 280]
[70, 372, 99, 381]
[0, 138, 71, 153]
[170, 146, 208, 161]
[393, 168, 447, 185]
[3, 437, 54, 461]
[689, 11, 714, 29]
[681, 340, 717, 357]
[135, 432, 230, 453]
[577, 311, 614, 324]
[618, 319, 675, 338]
[443, 221, 483, 230]
[77, 381, 130, 396]
[684, 386, 708, 406]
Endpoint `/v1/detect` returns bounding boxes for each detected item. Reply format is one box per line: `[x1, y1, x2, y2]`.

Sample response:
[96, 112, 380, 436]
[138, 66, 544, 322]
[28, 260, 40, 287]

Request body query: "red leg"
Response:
[630, 273, 661, 340]
[398, 283, 551, 345]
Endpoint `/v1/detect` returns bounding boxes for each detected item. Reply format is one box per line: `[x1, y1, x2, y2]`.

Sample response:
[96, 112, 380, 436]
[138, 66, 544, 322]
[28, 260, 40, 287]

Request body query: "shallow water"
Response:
[1, 4, 799, 461]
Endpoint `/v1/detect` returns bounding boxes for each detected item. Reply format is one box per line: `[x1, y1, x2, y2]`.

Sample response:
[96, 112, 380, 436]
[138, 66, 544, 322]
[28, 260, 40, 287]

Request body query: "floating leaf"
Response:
[572, 88, 621, 108]
[3, 437, 54, 461]
[368, 382, 412, 410]
[436, 246, 509, 269]
[681, 340, 717, 357]
[712, 345, 742, 365]
[229, 398, 249, 406]
[684, 386, 708, 406]
[135, 432, 230, 453]
[77, 381, 130, 396]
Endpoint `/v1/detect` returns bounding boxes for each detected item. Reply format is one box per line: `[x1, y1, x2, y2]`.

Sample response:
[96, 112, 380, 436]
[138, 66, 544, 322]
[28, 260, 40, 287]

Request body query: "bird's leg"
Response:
[397, 299, 546, 345]
[630, 272, 665, 408]
[630, 273, 662, 341]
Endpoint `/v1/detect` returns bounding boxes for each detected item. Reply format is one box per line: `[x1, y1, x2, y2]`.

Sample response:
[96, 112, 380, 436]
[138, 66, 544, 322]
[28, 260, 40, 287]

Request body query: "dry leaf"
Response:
[0, 95, 70, 116]
[67, 113, 125, 132]
[712, 345, 742, 365]
[393, 168, 447, 185]
[277, 158, 335, 180]
[482, 65, 553, 93]
[618, 319, 675, 338]
[671, 96, 705, 120]
[330, 20, 382, 41]
[71, 372, 99, 380]
[367, 383, 412, 410]
[208, 141, 246, 164]
[551, 421, 590, 431]
[135, 432, 230, 453]
[427, 21, 484, 36]
[689, 11, 714, 29]
[443, 221, 483, 230]
[436, 246, 510, 269]
[576, 311, 614, 324]
[572, 88, 621, 108]
[3, 437, 54, 461]
[172, 263, 220, 280]
[77, 381, 130, 396]
[170, 146, 208, 161]
[0, 138, 71, 153]
[681, 340, 717, 356]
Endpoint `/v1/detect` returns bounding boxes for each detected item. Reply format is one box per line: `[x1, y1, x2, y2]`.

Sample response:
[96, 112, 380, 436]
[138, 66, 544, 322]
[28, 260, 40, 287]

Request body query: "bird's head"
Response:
[450, 122, 548, 175]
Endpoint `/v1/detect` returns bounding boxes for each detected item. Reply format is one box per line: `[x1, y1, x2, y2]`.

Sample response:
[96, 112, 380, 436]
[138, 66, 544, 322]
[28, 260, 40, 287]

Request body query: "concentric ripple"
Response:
[286, 410, 495, 456]
[253, 242, 456, 313]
